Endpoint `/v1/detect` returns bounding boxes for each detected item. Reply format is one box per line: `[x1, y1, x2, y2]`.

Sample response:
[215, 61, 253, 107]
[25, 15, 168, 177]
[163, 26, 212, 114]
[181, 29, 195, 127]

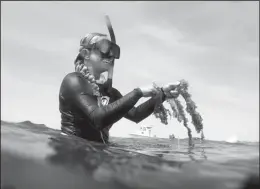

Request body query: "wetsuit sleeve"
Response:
[112, 88, 166, 123]
[65, 74, 143, 130]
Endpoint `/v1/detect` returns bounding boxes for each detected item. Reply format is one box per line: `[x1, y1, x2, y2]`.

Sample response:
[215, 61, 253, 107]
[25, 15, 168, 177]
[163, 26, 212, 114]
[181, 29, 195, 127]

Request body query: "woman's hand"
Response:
[139, 84, 160, 97]
[162, 82, 181, 98]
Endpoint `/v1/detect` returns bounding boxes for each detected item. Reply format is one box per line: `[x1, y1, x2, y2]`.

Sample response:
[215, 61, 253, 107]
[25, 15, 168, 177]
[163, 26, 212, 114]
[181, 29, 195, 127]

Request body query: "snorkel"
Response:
[104, 15, 116, 93]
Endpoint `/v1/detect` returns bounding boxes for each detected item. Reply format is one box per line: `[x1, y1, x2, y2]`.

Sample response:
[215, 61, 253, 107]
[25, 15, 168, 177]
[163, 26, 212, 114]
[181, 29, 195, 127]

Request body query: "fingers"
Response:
[165, 90, 179, 98]
[163, 81, 181, 92]
[142, 83, 179, 98]
[168, 81, 181, 89]
[170, 90, 179, 96]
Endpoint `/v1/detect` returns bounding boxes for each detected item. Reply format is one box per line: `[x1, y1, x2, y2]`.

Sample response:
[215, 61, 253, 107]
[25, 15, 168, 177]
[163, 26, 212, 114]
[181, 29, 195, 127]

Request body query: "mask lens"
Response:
[95, 39, 120, 59]
[97, 39, 110, 54]
[110, 43, 120, 59]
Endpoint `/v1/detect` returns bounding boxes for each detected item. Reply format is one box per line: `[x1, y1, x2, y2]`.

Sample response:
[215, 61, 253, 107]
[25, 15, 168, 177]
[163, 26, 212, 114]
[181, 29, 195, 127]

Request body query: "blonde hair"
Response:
[74, 33, 108, 98]
[75, 59, 101, 97]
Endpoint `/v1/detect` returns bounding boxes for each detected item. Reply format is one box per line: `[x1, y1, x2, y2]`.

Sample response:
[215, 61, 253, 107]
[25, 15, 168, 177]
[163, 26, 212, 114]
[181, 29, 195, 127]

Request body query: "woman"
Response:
[59, 33, 180, 144]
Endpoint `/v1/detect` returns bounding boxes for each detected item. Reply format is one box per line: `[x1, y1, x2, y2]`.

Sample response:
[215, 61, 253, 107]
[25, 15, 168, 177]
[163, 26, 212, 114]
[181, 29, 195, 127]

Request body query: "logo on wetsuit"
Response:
[101, 96, 110, 106]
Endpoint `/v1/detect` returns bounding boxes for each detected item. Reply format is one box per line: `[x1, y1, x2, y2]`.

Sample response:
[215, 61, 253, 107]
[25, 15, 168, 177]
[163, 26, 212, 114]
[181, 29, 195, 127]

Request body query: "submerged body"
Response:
[59, 72, 165, 143]
[2, 121, 259, 189]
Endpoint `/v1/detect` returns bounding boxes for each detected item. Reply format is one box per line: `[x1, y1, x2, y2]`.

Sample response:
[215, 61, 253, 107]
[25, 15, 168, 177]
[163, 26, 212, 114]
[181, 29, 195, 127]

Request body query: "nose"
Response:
[109, 50, 113, 57]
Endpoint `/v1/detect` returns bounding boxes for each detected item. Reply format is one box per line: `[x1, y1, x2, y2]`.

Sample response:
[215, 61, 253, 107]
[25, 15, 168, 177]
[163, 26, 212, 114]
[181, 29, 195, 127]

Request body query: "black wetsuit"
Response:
[59, 72, 165, 143]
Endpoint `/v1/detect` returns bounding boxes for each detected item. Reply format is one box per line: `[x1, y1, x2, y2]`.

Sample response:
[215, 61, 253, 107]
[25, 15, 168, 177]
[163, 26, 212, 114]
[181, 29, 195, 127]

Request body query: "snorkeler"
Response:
[59, 18, 180, 144]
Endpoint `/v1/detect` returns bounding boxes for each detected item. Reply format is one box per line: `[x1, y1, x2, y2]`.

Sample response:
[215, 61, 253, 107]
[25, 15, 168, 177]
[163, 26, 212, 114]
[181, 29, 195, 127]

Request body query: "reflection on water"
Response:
[115, 137, 209, 163]
[1, 121, 259, 189]
[46, 135, 185, 175]
[45, 134, 258, 189]
[46, 135, 187, 188]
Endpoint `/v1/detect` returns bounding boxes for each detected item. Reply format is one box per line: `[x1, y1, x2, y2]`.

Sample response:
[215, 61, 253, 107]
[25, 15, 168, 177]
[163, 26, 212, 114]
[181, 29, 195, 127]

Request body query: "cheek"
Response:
[89, 53, 101, 62]
[89, 53, 107, 70]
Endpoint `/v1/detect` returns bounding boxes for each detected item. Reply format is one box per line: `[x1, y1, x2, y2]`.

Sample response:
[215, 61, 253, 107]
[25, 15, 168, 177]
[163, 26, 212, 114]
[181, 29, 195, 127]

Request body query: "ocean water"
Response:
[1, 120, 259, 189]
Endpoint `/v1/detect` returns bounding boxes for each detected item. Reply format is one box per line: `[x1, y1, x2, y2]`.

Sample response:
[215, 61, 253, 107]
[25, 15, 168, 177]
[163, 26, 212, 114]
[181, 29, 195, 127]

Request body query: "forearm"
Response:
[125, 91, 166, 123]
[85, 88, 143, 129]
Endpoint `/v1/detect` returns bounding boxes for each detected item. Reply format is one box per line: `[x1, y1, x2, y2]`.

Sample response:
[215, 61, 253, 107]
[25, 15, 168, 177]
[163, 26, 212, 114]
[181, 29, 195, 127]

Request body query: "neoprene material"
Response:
[59, 72, 165, 143]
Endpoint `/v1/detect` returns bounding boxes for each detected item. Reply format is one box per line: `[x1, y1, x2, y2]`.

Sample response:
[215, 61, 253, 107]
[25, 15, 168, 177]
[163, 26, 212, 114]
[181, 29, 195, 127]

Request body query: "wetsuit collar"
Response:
[97, 83, 109, 95]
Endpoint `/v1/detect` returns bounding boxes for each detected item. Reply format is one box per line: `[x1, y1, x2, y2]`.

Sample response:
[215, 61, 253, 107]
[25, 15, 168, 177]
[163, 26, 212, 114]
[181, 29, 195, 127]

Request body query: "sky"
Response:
[1, 1, 259, 142]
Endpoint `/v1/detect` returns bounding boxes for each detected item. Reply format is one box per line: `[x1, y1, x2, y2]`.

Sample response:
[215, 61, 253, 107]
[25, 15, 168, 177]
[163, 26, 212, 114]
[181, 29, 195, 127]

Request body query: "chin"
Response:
[98, 67, 108, 74]
[103, 64, 111, 70]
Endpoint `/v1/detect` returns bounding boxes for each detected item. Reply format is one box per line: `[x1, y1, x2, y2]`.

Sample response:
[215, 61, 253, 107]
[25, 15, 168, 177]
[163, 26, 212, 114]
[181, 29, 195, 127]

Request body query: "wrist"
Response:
[134, 88, 143, 97]
[160, 87, 166, 100]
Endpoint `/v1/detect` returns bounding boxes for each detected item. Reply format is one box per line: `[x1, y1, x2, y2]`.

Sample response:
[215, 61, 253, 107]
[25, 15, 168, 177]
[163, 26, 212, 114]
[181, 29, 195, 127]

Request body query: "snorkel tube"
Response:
[104, 15, 116, 92]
